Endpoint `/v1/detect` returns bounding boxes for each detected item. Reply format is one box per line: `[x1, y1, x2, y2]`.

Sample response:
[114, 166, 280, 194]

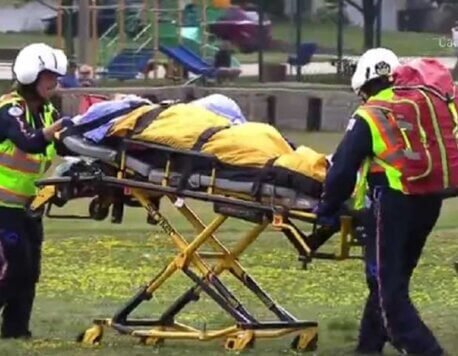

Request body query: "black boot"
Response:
[1, 285, 35, 339]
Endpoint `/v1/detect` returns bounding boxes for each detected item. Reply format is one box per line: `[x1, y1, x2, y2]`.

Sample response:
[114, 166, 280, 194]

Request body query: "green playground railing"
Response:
[98, 10, 150, 68]
[99, 23, 119, 68]
[98, 6, 239, 74]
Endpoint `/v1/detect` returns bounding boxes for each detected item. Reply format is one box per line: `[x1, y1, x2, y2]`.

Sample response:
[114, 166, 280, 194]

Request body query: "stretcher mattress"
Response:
[61, 136, 319, 211]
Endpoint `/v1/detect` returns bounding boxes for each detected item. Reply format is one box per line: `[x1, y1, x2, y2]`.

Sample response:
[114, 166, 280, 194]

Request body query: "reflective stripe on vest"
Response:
[0, 92, 56, 207]
[0, 149, 42, 174]
[355, 107, 404, 192]
[0, 187, 30, 206]
[352, 90, 405, 209]
[354, 158, 371, 210]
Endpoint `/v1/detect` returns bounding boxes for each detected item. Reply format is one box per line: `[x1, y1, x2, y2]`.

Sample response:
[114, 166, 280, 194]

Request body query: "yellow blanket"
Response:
[108, 103, 327, 183]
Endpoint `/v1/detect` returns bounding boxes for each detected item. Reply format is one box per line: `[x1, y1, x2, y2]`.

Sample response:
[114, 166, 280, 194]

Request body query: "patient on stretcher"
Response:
[38, 94, 364, 264]
[65, 94, 329, 199]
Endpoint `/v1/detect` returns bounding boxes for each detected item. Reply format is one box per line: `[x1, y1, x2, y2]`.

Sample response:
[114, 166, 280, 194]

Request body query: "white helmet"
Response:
[351, 48, 400, 94]
[13, 43, 68, 85]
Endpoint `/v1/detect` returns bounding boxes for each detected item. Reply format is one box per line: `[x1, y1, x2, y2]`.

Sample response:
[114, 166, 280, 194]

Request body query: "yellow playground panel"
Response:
[212, 0, 231, 8]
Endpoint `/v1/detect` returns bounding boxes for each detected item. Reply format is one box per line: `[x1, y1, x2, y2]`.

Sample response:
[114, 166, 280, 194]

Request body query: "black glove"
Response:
[313, 201, 353, 230]
[61, 117, 74, 128]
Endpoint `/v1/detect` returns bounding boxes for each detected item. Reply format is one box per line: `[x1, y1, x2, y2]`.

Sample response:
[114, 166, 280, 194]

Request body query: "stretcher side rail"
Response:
[35, 175, 315, 222]
[121, 138, 222, 192]
[33, 171, 362, 266]
[60, 136, 315, 214]
[35, 135, 363, 262]
[61, 136, 324, 207]
[34, 173, 320, 266]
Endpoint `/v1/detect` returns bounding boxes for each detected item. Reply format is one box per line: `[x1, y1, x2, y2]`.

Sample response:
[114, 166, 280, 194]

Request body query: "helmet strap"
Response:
[16, 83, 46, 112]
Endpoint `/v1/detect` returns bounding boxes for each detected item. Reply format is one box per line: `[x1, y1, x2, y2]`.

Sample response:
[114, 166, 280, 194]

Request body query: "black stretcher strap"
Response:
[177, 126, 230, 192]
[61, 102, 150, 138]
[250, 158, 277, 201]
[118, 105, 167, 164]
[191, 126, 230, 151]
[132, 106, 166, 135]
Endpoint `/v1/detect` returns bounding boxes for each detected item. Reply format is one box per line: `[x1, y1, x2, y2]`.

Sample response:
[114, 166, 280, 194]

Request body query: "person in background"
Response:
[78, 64, 95, 87]
[214, 41, 233, 69]
[213, 41, 241, 84]
[57, 60, 80, 89]
[0, 43, 70, 339]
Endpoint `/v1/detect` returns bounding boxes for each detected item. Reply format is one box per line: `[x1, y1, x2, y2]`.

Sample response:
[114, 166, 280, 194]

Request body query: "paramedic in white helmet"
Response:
[0, 43, 71, 339]
[313, 48, 445, 355]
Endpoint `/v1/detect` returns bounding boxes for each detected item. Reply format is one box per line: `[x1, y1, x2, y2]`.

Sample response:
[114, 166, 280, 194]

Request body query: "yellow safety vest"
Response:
[353, 88, 404, 210]
[0, 91, 56, 208]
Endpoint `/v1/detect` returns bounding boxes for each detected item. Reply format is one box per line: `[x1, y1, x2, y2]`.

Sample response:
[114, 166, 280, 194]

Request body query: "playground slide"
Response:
[159, 44, 215, 77]
[180, 27, 241, 68]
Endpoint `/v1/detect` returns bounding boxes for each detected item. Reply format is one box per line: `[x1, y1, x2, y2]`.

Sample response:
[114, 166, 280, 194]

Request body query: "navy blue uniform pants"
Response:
[0, 207, 43, 338]
[357, 187, 444, 355]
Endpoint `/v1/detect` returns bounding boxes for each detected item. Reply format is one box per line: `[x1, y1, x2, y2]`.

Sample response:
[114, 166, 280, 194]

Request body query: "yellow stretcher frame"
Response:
[29, 137, 363, 352]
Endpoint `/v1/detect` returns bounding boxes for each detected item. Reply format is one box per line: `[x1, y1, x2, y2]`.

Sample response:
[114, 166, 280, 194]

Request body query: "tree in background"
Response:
[326, 0, 381, 50]
[352, 0, 380, 49]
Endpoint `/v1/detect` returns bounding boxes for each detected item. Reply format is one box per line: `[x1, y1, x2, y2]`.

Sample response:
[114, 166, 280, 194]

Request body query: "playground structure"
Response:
[54, 0, 242, 81]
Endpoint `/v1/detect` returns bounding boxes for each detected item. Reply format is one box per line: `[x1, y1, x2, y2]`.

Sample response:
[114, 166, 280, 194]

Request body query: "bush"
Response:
[313, 5, 350, 25]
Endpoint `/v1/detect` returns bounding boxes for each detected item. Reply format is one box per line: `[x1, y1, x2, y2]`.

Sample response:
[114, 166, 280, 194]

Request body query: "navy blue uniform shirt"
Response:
[0, 102, 70, 156]
[0, 103, 49, 154]
[318, 115, 377, 216]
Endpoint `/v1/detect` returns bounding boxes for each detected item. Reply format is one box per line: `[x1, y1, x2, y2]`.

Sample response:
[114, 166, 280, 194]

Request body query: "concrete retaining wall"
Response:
[58, 85, 361, 132]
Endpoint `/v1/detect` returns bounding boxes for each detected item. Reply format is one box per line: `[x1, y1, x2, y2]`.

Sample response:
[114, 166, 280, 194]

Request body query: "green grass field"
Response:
[0, 132, 456, 356]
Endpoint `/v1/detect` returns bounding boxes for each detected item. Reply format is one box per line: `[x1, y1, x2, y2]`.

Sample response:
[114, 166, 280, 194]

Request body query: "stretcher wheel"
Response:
[224, 331, 255, 351]
[139, 336, 164, 347]
[291, 328, 318, 352]
[51, 196, 67, 208]
[76, 325, 104, 345]
[89, 198, 110, 221]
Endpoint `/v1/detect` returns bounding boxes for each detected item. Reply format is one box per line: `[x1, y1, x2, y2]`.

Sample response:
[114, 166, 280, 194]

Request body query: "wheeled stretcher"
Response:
[29, 105, 364, 352]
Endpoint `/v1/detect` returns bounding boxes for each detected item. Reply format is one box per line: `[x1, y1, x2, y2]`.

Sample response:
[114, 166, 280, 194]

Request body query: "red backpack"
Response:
[370, 58, 458, 195]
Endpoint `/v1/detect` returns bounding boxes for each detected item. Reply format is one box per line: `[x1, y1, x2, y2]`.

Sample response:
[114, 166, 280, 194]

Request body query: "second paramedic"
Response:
[0, 43, 69, 339]
[314, 48, 445, 355]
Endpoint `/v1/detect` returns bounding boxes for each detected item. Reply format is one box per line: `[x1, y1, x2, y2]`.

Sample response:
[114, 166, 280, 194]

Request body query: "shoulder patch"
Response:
[8, 106, 23, 117]
[346, 118, 356, 131]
